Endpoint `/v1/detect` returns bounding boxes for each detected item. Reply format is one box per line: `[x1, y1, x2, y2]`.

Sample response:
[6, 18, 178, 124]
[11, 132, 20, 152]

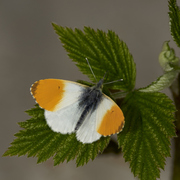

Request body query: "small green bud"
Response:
[159, 41, 179, 72]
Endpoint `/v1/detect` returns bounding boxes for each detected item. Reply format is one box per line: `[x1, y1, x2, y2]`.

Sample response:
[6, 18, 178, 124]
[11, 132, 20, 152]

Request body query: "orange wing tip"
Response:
[30, 79, 66, 111]
[30, 81, 39, 101]
[100, 121, 125, 137]
[97, 104, 125, 136]
[115, 121, 125, 134]
[30, 80, 40, 96]
[30, 80, 44, 109]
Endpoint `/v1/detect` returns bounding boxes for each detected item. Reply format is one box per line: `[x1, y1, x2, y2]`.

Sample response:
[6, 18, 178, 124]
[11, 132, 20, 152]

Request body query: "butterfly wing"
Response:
[31, 79, 87, 111]
[96, 95, 125, 136]
[76, 94, 124, 143]
[76, 109, 101, 143]
[45, 101, 83, 134]
[31, 79, 87, 134]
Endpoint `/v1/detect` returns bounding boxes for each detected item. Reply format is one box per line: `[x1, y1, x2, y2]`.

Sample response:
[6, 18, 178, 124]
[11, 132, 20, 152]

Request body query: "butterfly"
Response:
[30, 58, 125, 143]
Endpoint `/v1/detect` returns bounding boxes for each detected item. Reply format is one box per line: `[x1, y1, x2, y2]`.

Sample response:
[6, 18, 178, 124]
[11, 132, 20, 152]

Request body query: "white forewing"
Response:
[54, 81, 86, 111]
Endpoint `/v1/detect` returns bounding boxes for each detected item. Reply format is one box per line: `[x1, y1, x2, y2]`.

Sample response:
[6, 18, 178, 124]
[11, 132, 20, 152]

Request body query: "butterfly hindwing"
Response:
[45, 101, 83, 134]
[76, 109, 101, 143]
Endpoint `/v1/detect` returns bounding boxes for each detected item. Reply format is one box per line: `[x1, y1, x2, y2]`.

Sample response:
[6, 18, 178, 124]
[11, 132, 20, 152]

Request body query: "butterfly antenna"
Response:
[85, 58, 97, 82]
[102, 71, 108, 80]
[102, 71, 123, 84]
[104, 79, 123, 85]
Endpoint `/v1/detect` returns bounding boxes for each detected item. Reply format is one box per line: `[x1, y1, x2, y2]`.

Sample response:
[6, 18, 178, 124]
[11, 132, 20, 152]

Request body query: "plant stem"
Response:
[170, 73, 180, 180]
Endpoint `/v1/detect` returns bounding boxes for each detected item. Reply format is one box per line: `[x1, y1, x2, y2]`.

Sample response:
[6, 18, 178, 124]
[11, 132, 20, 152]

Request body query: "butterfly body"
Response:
[31, 78, 124, 143]
[76, 79, 104, 130]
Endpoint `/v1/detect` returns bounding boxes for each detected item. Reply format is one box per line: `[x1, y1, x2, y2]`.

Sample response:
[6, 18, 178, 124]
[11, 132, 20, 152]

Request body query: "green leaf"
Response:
[3, 105, 110, 166]
[118, 91, 176, 180]
[158, 41, 179, 72]
[168, 0, 180, 47]
[139, 70, 179, 92]
[52, 23, 136, 91]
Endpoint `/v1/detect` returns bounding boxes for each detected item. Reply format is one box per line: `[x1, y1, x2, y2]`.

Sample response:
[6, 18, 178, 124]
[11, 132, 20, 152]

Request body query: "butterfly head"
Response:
[95, 79, 104, 90]
[95, 72, 108, 90]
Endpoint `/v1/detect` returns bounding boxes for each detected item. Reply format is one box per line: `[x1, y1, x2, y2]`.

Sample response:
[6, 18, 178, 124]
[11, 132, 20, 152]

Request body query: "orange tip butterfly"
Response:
[30, 58, 125, 144]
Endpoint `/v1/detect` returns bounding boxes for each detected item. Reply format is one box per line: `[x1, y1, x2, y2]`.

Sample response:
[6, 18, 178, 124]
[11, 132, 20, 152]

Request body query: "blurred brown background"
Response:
[1, 1, 180, 180]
